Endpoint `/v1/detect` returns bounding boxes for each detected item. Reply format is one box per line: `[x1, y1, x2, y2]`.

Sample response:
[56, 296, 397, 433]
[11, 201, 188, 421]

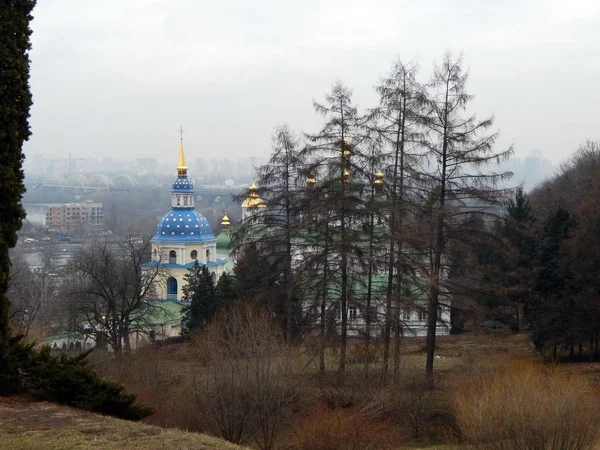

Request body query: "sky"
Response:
[24, 0, 600, 166]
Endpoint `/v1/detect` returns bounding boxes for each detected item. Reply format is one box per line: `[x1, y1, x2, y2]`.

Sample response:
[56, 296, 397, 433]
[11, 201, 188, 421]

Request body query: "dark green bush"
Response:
[1, 338, 153, 420]
[24, 346, 154, 420]
[0, 336, 36, 395]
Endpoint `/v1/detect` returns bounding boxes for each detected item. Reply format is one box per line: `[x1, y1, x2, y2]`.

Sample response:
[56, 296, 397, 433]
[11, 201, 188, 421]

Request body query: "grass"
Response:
[0, 397, 245, 450]
[32, 330, 600, 450]
[452, 362, 600, 450]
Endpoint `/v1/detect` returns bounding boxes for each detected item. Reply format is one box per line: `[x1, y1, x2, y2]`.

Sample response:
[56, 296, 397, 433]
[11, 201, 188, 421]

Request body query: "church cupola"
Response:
[171, 136, 195, 210]
[374, 169, 384, 191]
[241, 182, 266, 221]
[221, 215, 230, 232]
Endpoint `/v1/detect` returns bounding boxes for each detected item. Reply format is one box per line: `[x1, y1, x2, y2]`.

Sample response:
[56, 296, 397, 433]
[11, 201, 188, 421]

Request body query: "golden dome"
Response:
[221, 214, 230, 225]
[374, 169, 384, 185]
[339, 138, 351, 157]
[342, 168, 351, 183]
[241, 182, 266, 208]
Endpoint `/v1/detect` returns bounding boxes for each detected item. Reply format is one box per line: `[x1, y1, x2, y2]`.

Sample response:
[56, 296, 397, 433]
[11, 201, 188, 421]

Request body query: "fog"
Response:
[25, 0, 600, 166]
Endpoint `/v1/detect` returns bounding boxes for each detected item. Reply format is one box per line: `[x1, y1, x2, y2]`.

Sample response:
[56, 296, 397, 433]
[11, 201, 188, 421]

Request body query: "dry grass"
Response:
[452, 362, 600, 450]
[0, 397, 245, 450]
[294, 406, 398, 450]
[98, 330, 600, 450]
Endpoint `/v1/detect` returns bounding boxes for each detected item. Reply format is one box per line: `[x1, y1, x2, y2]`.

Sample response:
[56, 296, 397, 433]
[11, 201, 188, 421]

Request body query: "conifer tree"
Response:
[233, 242, 280, 305]
[233, 125, 304, 341]
[215, 272, 237, 310]
[303, 82, 367, 377]
[181, 262, 217, 336]
[527, 205, 577, 359]
[374, 59, 425, 383]
[0, 0, 36, 353]
[421, 53, 513, 378]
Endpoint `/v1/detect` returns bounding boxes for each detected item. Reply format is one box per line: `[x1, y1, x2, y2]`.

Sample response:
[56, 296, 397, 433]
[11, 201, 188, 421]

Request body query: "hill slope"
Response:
[0, 396, 244, 450]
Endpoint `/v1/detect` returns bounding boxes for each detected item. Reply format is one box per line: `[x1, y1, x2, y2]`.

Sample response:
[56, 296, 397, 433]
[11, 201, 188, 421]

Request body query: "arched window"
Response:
[167, 277, 178, 299]
[190, 250, 198, 260]
[153, 248, 158, 259]
[206, 249, 211, 262]
[169, 250, 177, 264]
[183, 195, 188, 206]
[211, 271, 217, 285]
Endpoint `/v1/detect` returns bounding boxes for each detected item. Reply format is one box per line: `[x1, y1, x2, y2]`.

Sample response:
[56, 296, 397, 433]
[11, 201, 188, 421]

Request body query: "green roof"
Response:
[216, 230, 232, 250]
[136, 300, 185, 325]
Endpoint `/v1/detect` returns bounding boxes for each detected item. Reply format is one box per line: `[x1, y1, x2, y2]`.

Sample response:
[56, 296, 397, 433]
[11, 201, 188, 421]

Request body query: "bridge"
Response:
[41, 173, 141, 191]
[37, 173, 244, 206]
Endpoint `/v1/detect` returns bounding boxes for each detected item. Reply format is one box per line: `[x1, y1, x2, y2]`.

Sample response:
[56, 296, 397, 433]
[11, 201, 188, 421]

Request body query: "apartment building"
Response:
[45, 201, 104, 235]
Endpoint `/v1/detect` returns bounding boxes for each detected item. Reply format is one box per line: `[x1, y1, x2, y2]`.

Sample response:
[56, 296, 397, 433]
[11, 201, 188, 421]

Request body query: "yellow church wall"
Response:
[152, 242, 217, 266]
[153, 263, 225, 301]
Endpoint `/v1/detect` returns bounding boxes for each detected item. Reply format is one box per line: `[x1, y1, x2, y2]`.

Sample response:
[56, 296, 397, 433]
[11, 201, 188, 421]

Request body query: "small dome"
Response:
[216, 230, 232, 250]
[153, 210, 215, 242]
[172, 177, 193, 191]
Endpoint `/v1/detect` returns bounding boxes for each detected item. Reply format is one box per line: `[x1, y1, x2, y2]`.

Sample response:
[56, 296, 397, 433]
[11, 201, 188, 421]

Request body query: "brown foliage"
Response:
[294, 406, 397, 450]
[189, 303, 298, 449]
[452, 363, 600, 450]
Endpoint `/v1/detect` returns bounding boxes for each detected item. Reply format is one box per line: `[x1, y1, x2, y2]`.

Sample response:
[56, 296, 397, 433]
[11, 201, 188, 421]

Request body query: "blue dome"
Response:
[172, 177, 194, 191]
[152, 210, 215, 243]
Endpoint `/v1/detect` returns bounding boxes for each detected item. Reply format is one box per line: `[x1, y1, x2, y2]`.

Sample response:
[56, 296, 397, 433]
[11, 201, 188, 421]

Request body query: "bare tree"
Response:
[374, 58, 426, 383]
[189, 303, 297, 449]
[421, 52, 512, 379]
[7, 254, 57, 336]
[303, 81, 369, 378]
[60, 238, 167, 355]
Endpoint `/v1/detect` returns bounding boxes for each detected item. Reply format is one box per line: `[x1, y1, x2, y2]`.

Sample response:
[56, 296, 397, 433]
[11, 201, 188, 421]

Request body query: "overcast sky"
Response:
[24, 0, 599, 165]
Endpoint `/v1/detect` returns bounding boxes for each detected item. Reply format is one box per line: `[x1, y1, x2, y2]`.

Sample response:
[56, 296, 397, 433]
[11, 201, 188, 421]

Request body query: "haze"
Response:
[25, 0, 600, 165]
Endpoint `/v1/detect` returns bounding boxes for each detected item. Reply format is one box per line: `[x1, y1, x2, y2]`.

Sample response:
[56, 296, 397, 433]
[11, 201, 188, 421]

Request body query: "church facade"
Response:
[145, 139, 229, 302]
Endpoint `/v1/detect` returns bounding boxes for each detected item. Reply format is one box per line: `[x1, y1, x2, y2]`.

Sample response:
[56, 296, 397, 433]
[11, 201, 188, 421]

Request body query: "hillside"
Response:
[0, 396, 244, 450]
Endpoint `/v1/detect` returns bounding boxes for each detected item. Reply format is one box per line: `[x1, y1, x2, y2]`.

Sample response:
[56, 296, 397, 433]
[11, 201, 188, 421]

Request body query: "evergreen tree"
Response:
[0, 0, 35, 354]
[215, 272, 237, 310]
[527, 205, 577, 359]
[233, 242, 280, 303]
[502, 187, 536, 323]
[233, 125, 304, 341]
[181, 262, 217, 336]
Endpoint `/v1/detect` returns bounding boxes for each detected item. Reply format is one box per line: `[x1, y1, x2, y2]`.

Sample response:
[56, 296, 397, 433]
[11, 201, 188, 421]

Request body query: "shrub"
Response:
[452, 363, 600, 450]
[0, 336, 35, 395]
[295, 406, 396, 450]
[189, 303, 298, 449]
[21, 345, 153, 420]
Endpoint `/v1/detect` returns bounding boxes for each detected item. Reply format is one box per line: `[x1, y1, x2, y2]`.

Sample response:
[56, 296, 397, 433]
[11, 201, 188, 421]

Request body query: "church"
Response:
[139, 138, 232, 340]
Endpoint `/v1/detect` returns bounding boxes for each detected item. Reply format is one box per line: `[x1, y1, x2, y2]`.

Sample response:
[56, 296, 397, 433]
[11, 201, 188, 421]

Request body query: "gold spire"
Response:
[306, 170, 316, 186]
[221, 214, 230, 231]
[177, 138, 188, 177]
[374, 169, 384, 185]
